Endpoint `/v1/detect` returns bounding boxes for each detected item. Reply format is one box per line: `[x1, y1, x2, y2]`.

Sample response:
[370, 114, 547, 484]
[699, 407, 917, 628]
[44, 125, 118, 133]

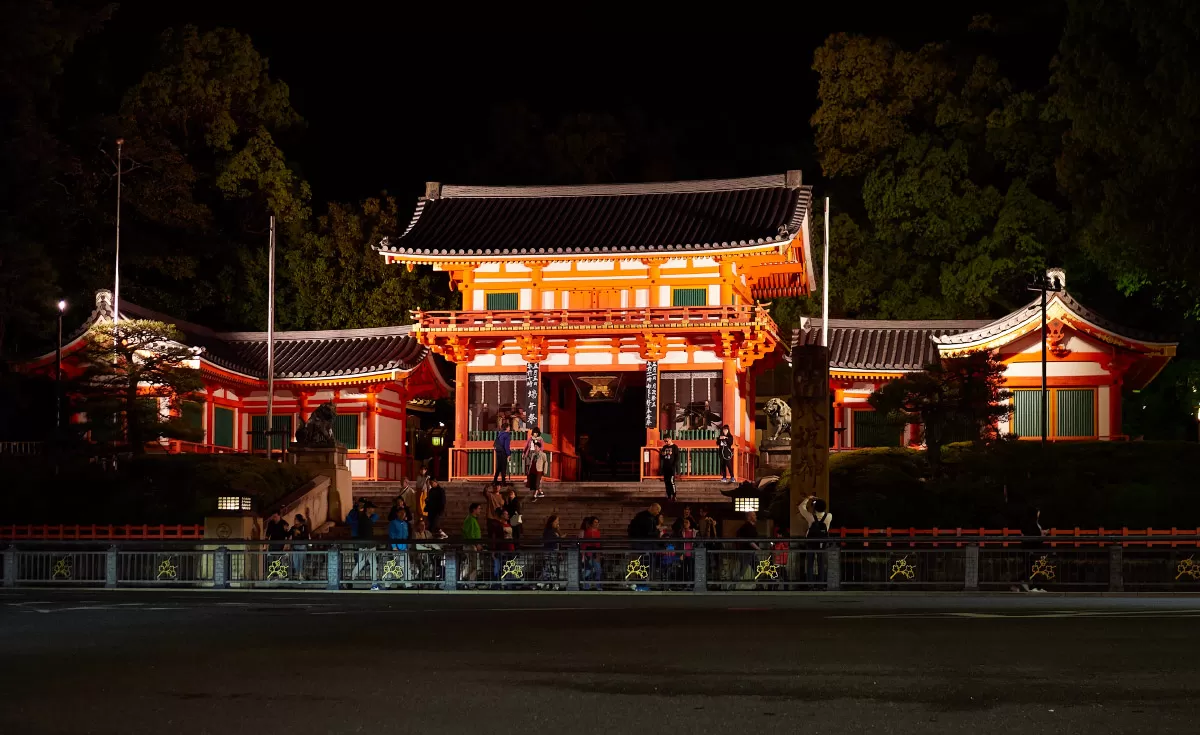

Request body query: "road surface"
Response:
[2, 590, 1198, 734]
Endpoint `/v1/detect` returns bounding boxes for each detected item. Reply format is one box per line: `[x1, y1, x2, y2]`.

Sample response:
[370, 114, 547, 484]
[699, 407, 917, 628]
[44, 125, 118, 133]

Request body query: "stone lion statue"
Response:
[765, 397, 792, 441]
[295, 401, 338, 448]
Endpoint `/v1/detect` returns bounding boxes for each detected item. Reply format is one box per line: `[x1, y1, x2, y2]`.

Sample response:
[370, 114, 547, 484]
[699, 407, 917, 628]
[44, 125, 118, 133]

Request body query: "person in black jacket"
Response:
[658, 437, 679, 500]
[717, 424, 735, 483]
[425, 479, 448, 540]
[628, 503, 662, 542]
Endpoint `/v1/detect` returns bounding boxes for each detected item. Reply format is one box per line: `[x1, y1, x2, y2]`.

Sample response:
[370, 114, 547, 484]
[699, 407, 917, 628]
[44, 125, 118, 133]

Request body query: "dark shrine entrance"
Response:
[573, 372, 645, 481]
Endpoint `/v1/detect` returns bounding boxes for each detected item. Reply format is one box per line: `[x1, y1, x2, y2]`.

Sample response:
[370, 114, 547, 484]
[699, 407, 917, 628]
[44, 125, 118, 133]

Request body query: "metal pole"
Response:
[55, 304, 64, 435]
[822, 197, 830, 347]
[113, 139, 123, 321]
[1041, 282, 1048, 446]
[266, 215, 276, 460]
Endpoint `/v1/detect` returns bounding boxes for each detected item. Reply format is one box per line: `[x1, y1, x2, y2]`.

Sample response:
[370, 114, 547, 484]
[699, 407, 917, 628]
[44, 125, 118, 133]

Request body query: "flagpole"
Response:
[266, 215, 276, 459]
[113, 138, 124, 321]
[821, 197, 830, 347]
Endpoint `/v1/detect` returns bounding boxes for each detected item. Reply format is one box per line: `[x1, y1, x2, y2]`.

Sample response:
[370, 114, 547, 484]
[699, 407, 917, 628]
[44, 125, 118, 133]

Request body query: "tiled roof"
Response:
[793, 318, 991, 371]
[218, 327, 427, 379]
[55, 292, 429, 380]
[378, 173, 813, 258]
[933, 292, 1175, 347]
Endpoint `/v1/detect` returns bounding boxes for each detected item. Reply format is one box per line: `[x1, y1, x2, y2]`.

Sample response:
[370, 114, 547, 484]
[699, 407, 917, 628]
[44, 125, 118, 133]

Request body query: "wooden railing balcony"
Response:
[413, 304, 779, 337]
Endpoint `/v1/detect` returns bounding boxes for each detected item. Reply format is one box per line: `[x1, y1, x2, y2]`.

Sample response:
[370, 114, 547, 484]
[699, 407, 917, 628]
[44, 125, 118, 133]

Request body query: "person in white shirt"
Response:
[798, 495, 833, 585]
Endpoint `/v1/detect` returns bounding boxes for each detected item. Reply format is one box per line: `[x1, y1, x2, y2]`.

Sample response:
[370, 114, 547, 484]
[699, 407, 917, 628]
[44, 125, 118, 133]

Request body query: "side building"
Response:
[21, 290, 451, 480]
[753, 271, 1176, 450]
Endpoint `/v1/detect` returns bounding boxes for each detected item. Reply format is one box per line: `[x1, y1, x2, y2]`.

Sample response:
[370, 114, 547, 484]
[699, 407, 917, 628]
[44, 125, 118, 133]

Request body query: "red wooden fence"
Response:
[0, 524, 206, 540]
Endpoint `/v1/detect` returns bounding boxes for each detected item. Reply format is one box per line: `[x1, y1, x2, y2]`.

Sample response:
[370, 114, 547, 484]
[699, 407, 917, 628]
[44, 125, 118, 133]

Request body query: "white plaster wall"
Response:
[473, 290, 485, 309]
[469, 354, 497, 367]
[561, 291, 570, 309]
[693, 257, 718, 268]
[575, 353, 614, 365]
[621, 290, 629, 307]
[635, 289, 649, 307]
[658, 286, 670, 306]
[504, 263, 531, 272]
[1098, 385, 1111, 438]
[542, 291, 554, 308]
[659, 350, 688, 365]
[519, 289, 532, 309]
[619, 260, 647, 271]
[661, 259, 687, 269]
[543, 353, 570, 366]
[707, 284, 719, 305]
[378, 414, 404, 455]
[544, 262, 571, 272]
[617, 352, 644, 365]
[1003, 361, 1107, 377]
[692, 350, 721, 364]
[500, 353, 527, 366]
[476, 263, 501, 272]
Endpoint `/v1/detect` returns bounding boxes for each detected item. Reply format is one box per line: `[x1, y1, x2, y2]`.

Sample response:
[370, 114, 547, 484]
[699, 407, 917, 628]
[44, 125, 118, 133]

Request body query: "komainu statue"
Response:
[295, 401, 338, 447]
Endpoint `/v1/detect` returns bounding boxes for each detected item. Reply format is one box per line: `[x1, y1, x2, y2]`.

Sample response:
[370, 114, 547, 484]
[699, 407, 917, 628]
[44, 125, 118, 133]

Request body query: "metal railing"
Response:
[5, 537, 1200, 592]
[0, 441, 45, 456]
[414, 304, 778, 336]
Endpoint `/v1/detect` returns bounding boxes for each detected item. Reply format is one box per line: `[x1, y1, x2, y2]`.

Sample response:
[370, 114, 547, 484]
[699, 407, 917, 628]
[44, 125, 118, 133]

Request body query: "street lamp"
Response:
[1027, 269, 1064, 446]
[56, 300, 66, 437]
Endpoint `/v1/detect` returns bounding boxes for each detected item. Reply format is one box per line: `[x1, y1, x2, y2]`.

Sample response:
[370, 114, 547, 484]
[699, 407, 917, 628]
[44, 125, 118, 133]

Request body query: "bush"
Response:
[0, 453, 315, 524]
[808, 441, 1200, 529]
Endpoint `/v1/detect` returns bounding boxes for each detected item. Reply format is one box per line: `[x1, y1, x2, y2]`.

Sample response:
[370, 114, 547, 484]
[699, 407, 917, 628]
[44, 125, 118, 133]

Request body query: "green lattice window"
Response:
[852, 410, 902, 448]
[334, 413, 359, 449]
[1056, 389, 1095, 438]
[251, 414, 292, 451]
[671, 288, 707, 307]
[182, 402, 203, 432]
[1012, 390, 1043, 438]
[212, 407, 234, 447]
[486, 292, 519, 310]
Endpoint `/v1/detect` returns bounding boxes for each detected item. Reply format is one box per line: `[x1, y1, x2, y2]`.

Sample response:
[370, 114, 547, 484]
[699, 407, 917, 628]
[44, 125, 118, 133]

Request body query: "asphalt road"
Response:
[2, 591, 1199, 734]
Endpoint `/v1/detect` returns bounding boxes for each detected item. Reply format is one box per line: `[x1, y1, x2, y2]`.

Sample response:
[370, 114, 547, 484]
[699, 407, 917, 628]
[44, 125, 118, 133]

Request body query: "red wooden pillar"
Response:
[454, 361, 469, 448]
[721, 358, 737, 432]
[205, 383, 216, 446]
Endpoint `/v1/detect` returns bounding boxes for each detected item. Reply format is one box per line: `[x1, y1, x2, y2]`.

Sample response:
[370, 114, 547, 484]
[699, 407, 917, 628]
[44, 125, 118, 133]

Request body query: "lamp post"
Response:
[55, 300, 66, 438]
[1027, 270, 1064, 446]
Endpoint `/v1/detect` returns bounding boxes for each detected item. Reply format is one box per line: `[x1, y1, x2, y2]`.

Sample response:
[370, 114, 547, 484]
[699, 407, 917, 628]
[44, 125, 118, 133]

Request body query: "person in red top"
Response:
[679, 517, 698, 580]
[772, 527, 790, 588]
[581, 516, 602, 589]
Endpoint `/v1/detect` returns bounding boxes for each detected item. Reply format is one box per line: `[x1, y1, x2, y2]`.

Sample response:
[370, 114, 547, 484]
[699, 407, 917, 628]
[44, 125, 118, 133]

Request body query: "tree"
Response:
[77, 320, 203, 452]
[284, 197, 455, 330]
[1049, 0, 1200, 321]
[811, 33, 1067, 320]
[868, 351, 1012, 466]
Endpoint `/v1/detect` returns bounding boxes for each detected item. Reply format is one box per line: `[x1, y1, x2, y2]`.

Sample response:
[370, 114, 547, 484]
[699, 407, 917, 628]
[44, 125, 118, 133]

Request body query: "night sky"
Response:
[85, 1, 1063, 206]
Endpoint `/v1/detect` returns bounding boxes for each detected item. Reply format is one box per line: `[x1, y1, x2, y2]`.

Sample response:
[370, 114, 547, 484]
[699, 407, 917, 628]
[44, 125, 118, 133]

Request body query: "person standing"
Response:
[541, 514, 562, 585]
[410, 517, 435, 581]
[717, 424, 735, 483]
[658, 437, 679, 500]
[526, 437, 547, 500]
[504, 488, 524, 543]
[735, 511, 761, 585]
[493, 420, 512, 485]
[351, 500, 380, 587]
[425, 478, 448, 540]
[461, 503, 483, 584]
[581, 516, 603, 589]
[289, 513, 310, 580]
[797, 495, 832, 586]
[387, 505, 411, 585]
[672, 506, 696, 536]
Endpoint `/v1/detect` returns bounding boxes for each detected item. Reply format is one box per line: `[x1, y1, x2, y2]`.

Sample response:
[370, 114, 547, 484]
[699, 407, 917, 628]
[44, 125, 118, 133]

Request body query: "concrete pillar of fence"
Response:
[825, 546, 841, 591]
[213, 546, 229, 589]
[444, 552, 458, 591]
[693, 546, 707, 593]
[2, 546, 14, 588]
[964, 544, 980, 591]
[105, 545, 118, 589]
[1109, 544, 1124, 592]
[566, 544, 580, 592]
[326, 548, 340, 591]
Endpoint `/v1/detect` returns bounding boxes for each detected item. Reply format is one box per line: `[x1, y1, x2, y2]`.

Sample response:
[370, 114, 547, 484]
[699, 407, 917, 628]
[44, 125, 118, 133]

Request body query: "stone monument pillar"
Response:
[790, 344, 830, 534]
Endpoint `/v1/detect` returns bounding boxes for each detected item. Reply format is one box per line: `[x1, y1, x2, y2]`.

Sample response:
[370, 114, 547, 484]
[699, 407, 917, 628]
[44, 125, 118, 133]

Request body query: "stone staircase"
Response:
[343, 479, 735, 539]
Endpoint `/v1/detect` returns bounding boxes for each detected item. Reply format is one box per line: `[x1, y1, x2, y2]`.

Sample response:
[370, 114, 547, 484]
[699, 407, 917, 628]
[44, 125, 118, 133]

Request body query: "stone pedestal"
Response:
[758, 439, 792, 473]
[288, 444, 352, 523]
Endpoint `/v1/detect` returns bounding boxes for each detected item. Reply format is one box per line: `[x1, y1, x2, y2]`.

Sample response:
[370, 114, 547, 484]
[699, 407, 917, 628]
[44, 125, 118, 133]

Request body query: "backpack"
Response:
[806, 512, 829, 545]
